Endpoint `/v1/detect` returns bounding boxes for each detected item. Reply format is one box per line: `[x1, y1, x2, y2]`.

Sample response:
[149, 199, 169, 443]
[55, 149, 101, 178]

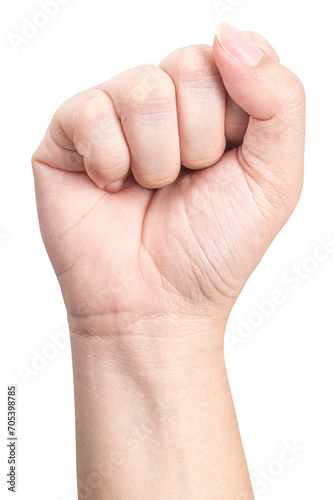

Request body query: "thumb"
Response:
[213, 23, 305, 209]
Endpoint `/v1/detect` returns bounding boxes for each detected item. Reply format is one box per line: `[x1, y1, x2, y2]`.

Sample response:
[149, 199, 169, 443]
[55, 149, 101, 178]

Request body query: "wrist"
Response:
[69, 313, 227, 398]
[71, 321, 241, 500]
[69, 315, 252, 500]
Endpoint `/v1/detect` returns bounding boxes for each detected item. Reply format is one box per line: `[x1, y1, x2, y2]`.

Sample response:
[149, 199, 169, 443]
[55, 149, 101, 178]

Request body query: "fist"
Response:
[32, 24, 305, 334]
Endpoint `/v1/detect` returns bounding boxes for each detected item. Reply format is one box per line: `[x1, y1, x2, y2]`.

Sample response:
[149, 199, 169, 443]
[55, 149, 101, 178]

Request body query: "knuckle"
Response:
[75, 99, 109, 134]
[135, 165, 179, 189]
[86, 162, 128, 189]
[172, 45, 219, 86]
[182, 142, 225, 169]
[128, 65, 175, 112]
[87, 151, 129, 175]
[72, 91, 118, 155]
[140, 175, 178, 189]
[63, 89, 102, 125]
[282, 72, 306, 110]
[83, 136, 130, 180]
[182, 153, 220, 169]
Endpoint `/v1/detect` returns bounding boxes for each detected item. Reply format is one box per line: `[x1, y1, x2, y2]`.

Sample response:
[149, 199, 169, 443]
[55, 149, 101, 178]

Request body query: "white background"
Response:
[1, 0, 332, 499]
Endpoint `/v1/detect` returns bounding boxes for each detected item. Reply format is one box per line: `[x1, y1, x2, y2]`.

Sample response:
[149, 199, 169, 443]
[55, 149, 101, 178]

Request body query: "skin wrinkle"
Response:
[95, 86, 134, 164]
[139, 218, 186, 300]
[236, 145, 293, 223]
[176, 233, 213, 300]
[40, 132, 83, 171]
[60, 192, 110, 238]
[204, 192, 241, 285]
[57, 233, 79, 280]
[184, 184, 237, 300]
[42, 122, 73, 162]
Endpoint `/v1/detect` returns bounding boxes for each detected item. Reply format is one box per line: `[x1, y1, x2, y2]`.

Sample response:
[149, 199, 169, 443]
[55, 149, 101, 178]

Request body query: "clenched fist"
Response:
[32, 24, 305, 500]
[32, 24, 304, 332]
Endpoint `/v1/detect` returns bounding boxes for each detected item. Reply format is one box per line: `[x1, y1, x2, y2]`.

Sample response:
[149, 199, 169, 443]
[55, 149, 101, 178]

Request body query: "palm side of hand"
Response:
[33, 29, 305, 328]
[33, 147, 285, 323]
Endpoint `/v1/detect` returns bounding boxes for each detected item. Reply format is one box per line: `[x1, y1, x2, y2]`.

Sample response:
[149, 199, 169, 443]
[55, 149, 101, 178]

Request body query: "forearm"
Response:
[70, 315, 253, 500]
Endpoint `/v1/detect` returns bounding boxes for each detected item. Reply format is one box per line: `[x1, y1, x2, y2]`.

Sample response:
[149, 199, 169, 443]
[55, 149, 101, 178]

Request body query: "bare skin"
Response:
[32, 24, 305, 500]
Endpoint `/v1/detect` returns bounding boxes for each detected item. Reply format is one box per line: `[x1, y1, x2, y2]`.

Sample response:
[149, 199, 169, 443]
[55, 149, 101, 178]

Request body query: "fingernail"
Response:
[216, 23, 263, 67]
[105, 179, 124, 193]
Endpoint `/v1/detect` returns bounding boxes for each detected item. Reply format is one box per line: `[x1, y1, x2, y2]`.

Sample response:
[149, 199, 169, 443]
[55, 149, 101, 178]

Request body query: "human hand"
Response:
[32, 24, 305, 499]
[32, 24, 305, 335]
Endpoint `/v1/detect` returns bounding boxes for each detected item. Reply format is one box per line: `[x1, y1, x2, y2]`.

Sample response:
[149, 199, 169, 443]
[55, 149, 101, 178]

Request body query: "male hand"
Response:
[32, 24, 305, 335]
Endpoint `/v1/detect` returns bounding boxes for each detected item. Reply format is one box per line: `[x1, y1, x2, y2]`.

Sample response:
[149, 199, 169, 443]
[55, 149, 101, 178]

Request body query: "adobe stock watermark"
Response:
[17, 324, 70, 385]
[225, 235, 333, 353]
[251, 438, 306, 495]
[61, 436, 303, 500]
[72, 269, 137, 319]
[7, 0, 72, 53]
[213, 0, 245, 20]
